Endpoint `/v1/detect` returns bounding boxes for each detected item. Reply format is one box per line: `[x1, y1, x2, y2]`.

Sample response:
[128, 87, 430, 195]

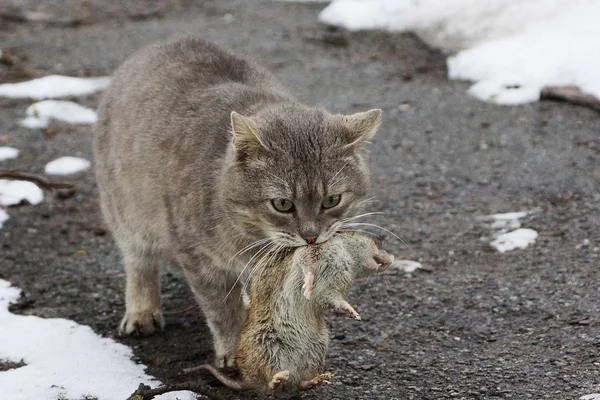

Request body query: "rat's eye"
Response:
[322, 195, 341, 209]
[271, 198, 294, 213]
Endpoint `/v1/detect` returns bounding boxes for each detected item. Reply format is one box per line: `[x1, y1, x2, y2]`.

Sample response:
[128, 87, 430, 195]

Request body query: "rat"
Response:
[197, 231, 394, 393]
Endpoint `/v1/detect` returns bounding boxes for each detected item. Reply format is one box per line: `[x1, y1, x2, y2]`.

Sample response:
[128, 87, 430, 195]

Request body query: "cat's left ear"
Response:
[230, 111, 269, 155]
[340, 109, 382, 149]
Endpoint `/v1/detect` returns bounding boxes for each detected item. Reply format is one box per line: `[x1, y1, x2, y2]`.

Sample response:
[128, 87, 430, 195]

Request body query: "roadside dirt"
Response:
[1, 1, 599, 399]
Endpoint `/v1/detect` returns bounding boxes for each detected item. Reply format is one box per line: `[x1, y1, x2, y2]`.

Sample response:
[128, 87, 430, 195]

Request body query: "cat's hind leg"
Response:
[119, 248, 164, 336]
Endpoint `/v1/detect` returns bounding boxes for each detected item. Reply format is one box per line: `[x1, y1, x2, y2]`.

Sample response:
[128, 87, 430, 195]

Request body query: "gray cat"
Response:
[93, 36, 381, 367]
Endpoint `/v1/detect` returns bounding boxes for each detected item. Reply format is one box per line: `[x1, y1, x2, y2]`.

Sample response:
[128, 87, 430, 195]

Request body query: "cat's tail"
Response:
[197, 364, 249, 391]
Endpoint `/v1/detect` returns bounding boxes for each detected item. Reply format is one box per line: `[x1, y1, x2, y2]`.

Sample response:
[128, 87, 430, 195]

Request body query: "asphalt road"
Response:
[1, 1, 600, 399]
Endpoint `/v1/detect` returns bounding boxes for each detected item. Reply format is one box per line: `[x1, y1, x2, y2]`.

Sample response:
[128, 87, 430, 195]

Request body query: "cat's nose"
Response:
[302, 233, 318, 244]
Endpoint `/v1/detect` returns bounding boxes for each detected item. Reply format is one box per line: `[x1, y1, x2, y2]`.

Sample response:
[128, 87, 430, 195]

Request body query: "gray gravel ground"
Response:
[1, 1, 600, 399]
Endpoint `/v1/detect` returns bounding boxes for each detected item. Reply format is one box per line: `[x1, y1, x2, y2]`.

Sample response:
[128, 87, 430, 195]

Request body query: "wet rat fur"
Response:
[199, 232, 393, 393]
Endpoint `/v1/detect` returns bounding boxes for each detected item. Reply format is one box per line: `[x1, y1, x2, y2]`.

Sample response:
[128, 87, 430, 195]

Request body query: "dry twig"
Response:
[0, 50, 45, 79]
[127, 382, 225, 400]
[540, 86, 600, 113]
[0, 10, 85, 26]
[0, 170, 74, 191]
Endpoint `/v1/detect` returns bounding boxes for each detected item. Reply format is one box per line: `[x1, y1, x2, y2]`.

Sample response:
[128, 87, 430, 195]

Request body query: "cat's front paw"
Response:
[119, 309, 165, 336]
[214, 350, 237, 368]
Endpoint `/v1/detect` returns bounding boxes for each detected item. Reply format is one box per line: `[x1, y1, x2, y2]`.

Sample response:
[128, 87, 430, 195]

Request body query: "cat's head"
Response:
[222, 104, 381, 248]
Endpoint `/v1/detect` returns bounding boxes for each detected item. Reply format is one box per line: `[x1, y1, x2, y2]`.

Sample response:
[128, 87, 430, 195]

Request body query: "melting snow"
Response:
[0, 180, 43, 206]
[20, 100, 97, 129]
[0, 75, 110, 99]
[0, 279, 195, 400]
[45, 156, 91, 175]
[479, 210, 539, 252]
[490, 228, 538, 253]
[0, 209, 8, 229]
[0, 147, 19, 162]
[392, 259, 422, 273]
[319, 0, 600, 105]
[581, 395, 600, 400]
[479, 210, 536, 232]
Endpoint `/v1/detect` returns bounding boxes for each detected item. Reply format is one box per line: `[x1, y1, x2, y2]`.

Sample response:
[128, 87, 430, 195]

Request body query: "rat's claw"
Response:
[269, 370, 290, 390]
[300, 372, 334, 390]
[332, 298, 361, 320]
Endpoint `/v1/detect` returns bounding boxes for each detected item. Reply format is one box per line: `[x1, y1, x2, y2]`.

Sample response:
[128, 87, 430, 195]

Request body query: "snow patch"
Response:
[0, 75, 110, 99]
[580, 395, 600, 400]
[0, 147, 19, 162]
[490, 228, 538, 253]
[479, 210, 536, 232]
[0, 209, 8, 229]
[0, 279, 195, 400]
[20, 100, 97, 128]
[45, 156, 91, 175]
[392, 259, 422, 273]
[319, 0, 600, 105]
[0, 180, 43, 206]
[466, 80, 541, 105]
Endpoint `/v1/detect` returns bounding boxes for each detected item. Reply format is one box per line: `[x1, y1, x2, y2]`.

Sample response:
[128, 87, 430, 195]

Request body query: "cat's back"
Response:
[95, 36, 286, 152]
[93, 37, 291, 252]
[107, 36, 284, 100]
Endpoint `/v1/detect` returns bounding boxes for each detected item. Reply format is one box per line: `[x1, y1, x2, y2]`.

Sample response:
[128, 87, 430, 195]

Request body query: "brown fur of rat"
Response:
[202, 232, 393, 393]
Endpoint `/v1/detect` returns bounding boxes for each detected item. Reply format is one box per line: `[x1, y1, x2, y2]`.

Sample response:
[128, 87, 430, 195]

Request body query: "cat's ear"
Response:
[340, 109, 382, 149]
[230, 111, 268, 154]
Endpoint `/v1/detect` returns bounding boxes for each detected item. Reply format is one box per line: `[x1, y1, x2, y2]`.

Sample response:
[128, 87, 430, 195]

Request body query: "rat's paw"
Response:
[300, 372, 334, 390]
[119, 309, 164, 336]
[332, 298, 361, 320]
[302, 270, 315, 300]
[364, 251, 394, 273]
[374, 251, 394, 271]
[269, 370, 290, 390]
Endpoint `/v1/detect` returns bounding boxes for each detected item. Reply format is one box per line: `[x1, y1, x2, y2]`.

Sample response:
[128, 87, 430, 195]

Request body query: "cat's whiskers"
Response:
[340, 211, 385, 224]
[329, 161, 350, 188]
[338, 228, 381, 238]
[357, 196, 377, 208]
[242, 242, 285, 295]
[228, 238, 272, 265]
[223, 240, 276, 302]
[343, 222, 407, 246]
[265, 171, 289, 189]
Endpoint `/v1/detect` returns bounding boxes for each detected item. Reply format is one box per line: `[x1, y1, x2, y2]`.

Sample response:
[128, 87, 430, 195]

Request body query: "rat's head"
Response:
[338, 231, 394, 271]
[222, 104, 381, 247]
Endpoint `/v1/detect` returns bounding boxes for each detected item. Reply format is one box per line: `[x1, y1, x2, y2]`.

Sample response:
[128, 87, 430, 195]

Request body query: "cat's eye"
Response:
[322, 195, 341, 209]
[271, 198, 294, 213]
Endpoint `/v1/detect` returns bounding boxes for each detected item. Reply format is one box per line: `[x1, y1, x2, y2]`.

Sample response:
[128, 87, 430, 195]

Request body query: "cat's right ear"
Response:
[338, 109, 382, 151]
[230, 112, 268, 155]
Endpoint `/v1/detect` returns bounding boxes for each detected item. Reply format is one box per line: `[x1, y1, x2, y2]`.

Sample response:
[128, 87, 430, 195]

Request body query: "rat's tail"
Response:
[199, 364, 249, 391]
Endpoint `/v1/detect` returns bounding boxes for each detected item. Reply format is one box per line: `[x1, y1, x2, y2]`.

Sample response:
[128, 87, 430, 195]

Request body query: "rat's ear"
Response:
[340, 109, 382, 150]
[230, 111, 268, 154]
